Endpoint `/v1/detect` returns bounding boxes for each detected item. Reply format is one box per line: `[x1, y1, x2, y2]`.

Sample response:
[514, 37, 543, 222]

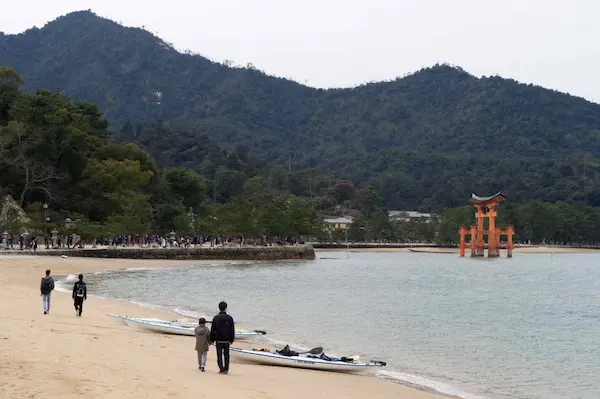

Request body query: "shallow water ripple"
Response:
[80, 252, 600, 399]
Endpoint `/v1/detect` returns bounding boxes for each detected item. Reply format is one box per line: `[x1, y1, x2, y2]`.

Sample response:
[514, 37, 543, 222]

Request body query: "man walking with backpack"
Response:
[40, 269, 55, 314]
[72, 274, 87, 317]
[210, 301, 235, 374]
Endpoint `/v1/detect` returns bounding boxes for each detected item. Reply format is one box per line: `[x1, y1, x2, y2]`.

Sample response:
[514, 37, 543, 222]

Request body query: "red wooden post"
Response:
[459, 225, 466, 257]
[469, 225, 477, 257]
[487, 205, 498, 257]
[506, 225, 514, 258]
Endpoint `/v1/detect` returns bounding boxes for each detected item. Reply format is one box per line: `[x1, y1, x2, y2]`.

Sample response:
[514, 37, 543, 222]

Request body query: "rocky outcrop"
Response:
[0, 195, 30, 233]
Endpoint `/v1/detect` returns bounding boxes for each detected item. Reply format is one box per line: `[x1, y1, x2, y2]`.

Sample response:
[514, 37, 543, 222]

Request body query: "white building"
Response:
[388, 211, 432, 222]
[324, 216, 354, 230]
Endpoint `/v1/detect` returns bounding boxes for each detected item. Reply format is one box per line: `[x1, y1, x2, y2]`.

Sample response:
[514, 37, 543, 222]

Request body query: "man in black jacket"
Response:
[210, 301, 235, 374]
[72, 274, 87, 317]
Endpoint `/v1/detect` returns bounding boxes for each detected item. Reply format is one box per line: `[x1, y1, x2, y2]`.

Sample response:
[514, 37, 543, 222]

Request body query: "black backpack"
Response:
[75, 282, 86, 297]
[276, 345, 299, 357]
[41, 278, 53, 294]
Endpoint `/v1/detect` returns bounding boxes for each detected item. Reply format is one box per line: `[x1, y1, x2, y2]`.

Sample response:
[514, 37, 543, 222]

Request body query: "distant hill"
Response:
[2, 10, 600, 210]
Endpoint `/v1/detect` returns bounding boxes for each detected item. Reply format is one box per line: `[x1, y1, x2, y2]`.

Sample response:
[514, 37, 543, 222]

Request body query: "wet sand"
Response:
[0, 255, 443, 399]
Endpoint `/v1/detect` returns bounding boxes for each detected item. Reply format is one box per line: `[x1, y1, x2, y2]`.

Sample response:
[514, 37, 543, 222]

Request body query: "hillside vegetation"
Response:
[3, 69, 600, 246]
[2, 11, 600, 210]
[0, 68, 324, 239]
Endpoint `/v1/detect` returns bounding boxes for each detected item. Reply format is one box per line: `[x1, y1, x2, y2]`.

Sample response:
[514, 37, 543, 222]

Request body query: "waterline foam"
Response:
[62, 266, 483, 399]
[105, 297, 479, 398]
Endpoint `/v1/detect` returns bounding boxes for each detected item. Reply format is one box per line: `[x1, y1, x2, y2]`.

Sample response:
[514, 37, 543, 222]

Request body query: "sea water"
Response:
[61, 252, 600, 399]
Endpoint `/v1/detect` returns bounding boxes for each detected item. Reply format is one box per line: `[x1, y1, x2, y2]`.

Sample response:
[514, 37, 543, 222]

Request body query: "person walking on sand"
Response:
[194, 318, 211, 372]
[40, 269, 55, 314]
[72, 274, 87, 317]
[210, 301, 235, 374]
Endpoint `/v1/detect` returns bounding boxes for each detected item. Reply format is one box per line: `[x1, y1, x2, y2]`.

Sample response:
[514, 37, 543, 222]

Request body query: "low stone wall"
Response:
[9, 246, 315, 261]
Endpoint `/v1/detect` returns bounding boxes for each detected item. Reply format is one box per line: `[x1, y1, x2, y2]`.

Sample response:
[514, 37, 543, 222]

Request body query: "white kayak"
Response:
[229, 347, 387, 372]
[107, 314, 196, 327]
[114, 315, 266, 339]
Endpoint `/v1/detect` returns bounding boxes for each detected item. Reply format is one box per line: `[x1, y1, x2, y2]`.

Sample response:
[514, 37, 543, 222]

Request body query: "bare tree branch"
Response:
[28, 186, 64, 205]
[0, 122, 64, 206]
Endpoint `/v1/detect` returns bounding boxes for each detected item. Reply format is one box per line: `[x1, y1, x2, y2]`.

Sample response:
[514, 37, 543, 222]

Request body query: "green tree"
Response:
[214, 169, 245, 202]
[74, 158, 153, 223]
[153, 203, 187, 234]
[435, 206, 473, 245]
[329, 180, 356, 204]
[164, 167, 205, 210]
[0, 67, 23, 126]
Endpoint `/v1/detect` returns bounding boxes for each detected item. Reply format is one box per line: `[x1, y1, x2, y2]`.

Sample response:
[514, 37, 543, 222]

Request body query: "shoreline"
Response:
[315, 245, 600, 254]
[0, 256, 445, 399]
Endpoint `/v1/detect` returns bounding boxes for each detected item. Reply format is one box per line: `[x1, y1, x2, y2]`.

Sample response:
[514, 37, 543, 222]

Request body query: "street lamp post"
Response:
[51, 229, 58, 249]
[188, 207, 195, 229]
[23, 232, 29, 250]
[64, 218, 73, 249]
[345, 228, 349, 259]
[43, 203, 50, 249]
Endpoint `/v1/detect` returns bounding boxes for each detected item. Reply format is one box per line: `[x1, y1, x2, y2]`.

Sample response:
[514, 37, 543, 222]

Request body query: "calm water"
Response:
[60, 252, 600, 399]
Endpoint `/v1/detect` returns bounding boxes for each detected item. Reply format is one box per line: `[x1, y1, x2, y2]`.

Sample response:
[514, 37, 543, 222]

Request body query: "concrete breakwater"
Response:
[1, 246, 316, 261]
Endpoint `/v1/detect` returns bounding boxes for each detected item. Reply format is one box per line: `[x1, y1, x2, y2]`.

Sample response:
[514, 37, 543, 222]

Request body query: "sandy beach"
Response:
[0, 255, 442, 399]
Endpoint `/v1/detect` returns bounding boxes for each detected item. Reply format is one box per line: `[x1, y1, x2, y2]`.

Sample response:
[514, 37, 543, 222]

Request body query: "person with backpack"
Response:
[40, 269, 55, 314]
[72, 274, 87, 317]
[210, 301, 235, 374]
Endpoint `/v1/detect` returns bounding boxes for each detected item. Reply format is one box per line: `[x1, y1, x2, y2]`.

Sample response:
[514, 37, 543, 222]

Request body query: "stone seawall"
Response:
[2, 246, 315, 261]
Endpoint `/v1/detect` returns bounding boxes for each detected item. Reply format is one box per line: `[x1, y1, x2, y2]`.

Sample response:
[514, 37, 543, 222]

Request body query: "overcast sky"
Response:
[2, 0, 599, 102]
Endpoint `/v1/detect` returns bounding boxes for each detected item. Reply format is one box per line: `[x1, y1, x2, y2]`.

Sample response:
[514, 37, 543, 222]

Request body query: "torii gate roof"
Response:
[471, 191, 506, 203]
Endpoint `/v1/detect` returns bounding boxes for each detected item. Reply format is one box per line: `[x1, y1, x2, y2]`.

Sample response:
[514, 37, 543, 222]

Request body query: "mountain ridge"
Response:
[3, 11, 598, 109]
[2, 10, 600, 210]
[3, 10, 597, 101]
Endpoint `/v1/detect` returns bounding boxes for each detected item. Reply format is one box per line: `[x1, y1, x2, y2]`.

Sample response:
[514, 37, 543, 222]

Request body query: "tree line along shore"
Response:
[2, 68, 600, 254]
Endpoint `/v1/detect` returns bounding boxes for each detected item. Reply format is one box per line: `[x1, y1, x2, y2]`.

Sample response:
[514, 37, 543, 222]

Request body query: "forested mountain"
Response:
[0, 68, 325, 238]
[3, 10, 600, 210]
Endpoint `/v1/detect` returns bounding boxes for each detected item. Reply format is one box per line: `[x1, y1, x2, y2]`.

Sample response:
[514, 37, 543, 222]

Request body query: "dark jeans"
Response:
[216, 342, 230, 372]
[74, 297, 84, 315]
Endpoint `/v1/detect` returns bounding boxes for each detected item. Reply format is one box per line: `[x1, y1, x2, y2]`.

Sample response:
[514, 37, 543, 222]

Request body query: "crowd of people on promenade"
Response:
[1, 233, 80, 251]
[1, 233, 42, 251]
[101, 234, 301, 248]
[1, 232, 302, 251]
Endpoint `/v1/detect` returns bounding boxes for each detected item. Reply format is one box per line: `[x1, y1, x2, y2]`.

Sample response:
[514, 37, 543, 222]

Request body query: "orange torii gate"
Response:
[458, 192, 514, 258]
